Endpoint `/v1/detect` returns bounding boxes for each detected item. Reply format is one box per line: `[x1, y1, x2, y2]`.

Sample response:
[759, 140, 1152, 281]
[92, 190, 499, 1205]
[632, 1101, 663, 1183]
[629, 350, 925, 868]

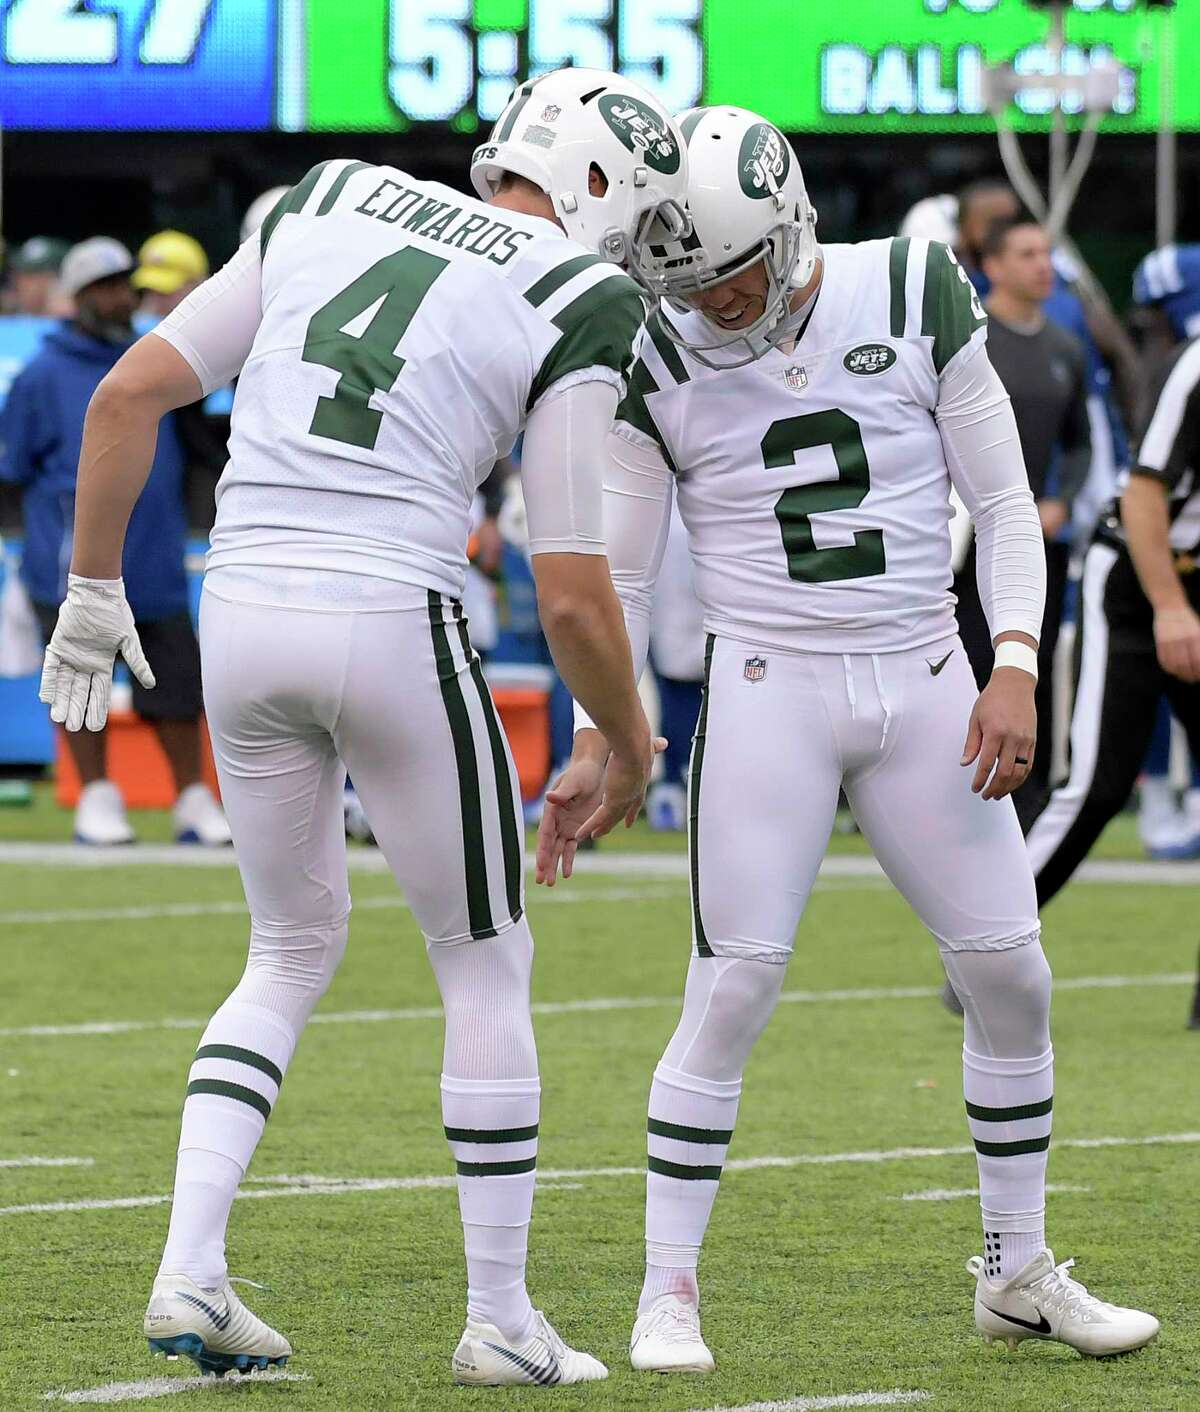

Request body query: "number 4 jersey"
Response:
[618, 237, 988, 653]
[158, 158, 644, 605]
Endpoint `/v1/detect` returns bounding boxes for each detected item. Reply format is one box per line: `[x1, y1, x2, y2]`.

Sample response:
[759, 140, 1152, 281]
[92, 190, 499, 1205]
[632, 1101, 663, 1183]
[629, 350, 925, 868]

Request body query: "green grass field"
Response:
[2, 795, 1198, 1411]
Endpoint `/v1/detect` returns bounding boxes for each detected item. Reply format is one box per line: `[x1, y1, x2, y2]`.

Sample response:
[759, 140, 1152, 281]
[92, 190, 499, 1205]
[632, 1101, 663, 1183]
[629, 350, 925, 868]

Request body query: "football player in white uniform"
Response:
[538, 108, 1158, 1368]
[38, 70, 690, 1386]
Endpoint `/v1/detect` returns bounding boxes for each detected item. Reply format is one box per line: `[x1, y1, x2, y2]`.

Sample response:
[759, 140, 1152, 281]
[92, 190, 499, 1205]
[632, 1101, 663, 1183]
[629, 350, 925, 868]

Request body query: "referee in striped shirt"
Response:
[1023, 327, 1200, 1026]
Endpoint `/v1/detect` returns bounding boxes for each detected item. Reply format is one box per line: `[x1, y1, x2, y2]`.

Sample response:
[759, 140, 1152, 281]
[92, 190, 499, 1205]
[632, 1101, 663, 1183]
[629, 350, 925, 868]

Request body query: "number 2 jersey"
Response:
[156, 158, 644, 605]
[617, 237, 991, 654]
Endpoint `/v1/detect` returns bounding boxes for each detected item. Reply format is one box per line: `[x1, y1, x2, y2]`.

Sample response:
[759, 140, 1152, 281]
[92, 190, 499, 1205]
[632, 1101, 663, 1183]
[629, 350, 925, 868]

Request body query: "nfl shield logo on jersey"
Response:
[784, 365, 807, 391]
[744, 656, 768, 683]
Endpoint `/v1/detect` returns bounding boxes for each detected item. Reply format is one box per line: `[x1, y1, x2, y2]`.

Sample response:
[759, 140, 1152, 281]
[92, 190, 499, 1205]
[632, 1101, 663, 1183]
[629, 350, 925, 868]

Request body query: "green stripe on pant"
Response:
[428, 592, 497, 939]
[689, 635, 716, 958]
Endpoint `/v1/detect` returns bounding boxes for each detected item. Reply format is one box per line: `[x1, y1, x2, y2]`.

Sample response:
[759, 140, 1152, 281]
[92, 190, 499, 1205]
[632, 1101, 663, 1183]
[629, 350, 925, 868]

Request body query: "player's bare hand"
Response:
[575, 735, 666, 845]
[535, 750, 606, 887]
[961, 667, 1037, 801]
[1154, 604, 1200, 683]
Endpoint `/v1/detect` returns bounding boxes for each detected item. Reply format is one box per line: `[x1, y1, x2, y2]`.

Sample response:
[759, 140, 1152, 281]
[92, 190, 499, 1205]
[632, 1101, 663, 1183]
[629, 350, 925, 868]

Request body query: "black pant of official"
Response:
[1022, 540, 1200, 907]
[955, 539, 1070, 811]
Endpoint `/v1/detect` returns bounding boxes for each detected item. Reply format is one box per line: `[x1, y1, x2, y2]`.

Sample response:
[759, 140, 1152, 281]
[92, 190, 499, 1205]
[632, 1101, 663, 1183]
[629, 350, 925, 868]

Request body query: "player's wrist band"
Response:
[993, 640, 1038, 682]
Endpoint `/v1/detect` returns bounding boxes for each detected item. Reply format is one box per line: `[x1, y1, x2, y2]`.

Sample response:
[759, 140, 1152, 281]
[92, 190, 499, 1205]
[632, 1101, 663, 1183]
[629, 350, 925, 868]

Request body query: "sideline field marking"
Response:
[899, 1183, 1090, 1202]
[1, 970, 1190, 1040]
[4, 1132, 1196, 1219]
[0, 1156, 93, 1169]
[1, 840, 1198, 886]
[694, 1393, 931, 1412]
[43, 1371, 310, 1404]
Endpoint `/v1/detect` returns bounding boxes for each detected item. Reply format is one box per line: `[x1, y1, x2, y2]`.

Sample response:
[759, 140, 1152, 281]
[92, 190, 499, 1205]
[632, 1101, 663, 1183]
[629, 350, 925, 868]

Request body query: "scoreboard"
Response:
[0, 0, 1192, 134]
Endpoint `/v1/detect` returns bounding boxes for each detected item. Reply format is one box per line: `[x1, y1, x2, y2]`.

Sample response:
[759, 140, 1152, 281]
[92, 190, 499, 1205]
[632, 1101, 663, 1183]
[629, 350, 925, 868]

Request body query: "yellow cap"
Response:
[132, 230, 209, 294]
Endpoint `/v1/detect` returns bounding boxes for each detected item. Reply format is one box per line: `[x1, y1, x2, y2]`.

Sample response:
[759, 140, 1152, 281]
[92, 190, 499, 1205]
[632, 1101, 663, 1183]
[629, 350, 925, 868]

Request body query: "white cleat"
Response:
[144, 1274, 292, 1377]
[452, 1310, 607, 1386]
[968, 1249, 1160, 1358]
[173, 783, 233, 846]
[630, 1294, 715, 1374]
[73, 779, 135, 846]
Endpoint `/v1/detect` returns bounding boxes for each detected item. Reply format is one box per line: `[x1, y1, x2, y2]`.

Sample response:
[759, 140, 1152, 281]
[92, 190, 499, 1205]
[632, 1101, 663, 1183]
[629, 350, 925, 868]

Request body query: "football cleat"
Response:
[967, 1249, 1159, 1358]
[173, 783, 233, 847]
[630, 1294, 715, 1374]
[74, 780, 135, 846]
[452, 1310, 607, 1386]
[144, 1274, 292, 1376]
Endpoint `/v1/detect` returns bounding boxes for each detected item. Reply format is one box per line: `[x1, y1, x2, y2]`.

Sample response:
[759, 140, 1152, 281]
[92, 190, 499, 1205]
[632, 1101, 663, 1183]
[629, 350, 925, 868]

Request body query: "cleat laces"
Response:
[646, 1302, 703, 1345]
[1028, 1259, 1105, 1324]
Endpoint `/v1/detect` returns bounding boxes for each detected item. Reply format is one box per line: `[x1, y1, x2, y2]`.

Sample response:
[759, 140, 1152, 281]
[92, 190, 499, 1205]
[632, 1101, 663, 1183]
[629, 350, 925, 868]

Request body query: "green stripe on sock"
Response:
[648, 1117, 733, 1144]
[194, 1044, 283, 1087]
[455, 606, 523, 928]
[186, 1078, 271, 1120]
[444, 1124, 539, 1144]
[455, 1157, 538, 1177]
[966, 1097, 1053, 1123]
[689, 635, 715, 958]
[428, 592, 494, 939]
[648, 1154, 723, 1182]
[523, 253, 601, 308]
[889, 236, 910, 337]
[316, 160, 371, 216]
[973, 1135, 1051, 1158]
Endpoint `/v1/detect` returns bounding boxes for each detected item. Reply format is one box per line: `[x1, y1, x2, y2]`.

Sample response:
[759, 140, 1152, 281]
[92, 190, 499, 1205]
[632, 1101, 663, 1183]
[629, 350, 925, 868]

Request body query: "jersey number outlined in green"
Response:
[763, 410, 886, 584]
[302, 246, 450, 451]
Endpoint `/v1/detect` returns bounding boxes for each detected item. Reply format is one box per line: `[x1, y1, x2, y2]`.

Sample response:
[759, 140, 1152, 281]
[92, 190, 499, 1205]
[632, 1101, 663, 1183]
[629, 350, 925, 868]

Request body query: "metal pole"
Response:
[1048, 2, 1069, 210]
[1156, 3, 1177, 248]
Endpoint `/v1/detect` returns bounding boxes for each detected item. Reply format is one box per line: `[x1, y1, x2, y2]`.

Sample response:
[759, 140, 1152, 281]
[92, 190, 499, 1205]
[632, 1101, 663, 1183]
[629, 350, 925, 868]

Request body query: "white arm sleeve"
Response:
[151, 236, 263, 396]
[936, 347, 1046, 645]
[521, 378, 617, 557]
[572, 427, 674, 734]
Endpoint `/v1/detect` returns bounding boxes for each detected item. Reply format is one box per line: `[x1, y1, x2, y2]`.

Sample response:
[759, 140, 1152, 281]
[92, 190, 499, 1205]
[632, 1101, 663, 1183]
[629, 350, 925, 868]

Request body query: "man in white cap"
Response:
[0, 237, 230, 845]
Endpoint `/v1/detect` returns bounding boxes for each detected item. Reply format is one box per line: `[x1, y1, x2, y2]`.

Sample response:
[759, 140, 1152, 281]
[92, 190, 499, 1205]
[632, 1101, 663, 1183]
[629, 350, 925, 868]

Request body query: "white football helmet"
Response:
[638, 106, 818, 367]
[470, 68, 690, 281]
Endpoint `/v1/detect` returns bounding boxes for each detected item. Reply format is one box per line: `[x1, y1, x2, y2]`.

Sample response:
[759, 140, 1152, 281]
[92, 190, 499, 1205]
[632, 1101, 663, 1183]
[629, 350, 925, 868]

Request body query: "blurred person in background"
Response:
[3, 236, 70, 316]
[0, 237, 230, 846]
[955, 216, 1090, 809]
[133, 231, 210, 321]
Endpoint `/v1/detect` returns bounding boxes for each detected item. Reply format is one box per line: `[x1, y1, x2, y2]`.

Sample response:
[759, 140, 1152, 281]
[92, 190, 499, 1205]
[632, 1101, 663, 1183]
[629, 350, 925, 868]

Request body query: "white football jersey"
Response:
[209, 159, 643, 600]
[617, 237, 988, 653]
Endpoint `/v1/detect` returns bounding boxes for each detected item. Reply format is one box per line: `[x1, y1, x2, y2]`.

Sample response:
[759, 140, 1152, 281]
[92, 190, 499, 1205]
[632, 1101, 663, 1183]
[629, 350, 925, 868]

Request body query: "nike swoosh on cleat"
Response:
[926, 651, 953, 676]
[177, 1290, 232, 1332]
[482, 1340, 561, 1385]
[981, 1302, 1052, 1334]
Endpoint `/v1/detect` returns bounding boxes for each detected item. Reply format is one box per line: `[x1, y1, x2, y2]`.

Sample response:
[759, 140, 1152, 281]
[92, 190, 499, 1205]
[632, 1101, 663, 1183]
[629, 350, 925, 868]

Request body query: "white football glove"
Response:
[38, 575, 156, 732]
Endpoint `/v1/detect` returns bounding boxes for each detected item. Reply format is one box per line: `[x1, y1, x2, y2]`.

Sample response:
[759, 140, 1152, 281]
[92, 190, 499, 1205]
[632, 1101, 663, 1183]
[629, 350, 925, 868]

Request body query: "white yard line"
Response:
[694, 1393, 930, 1412]
[0, 1156, 92, 1169]
[43, 1372, 309, 1404]
[899, 1183, 1090, 1202]
[4, 1132, 1196, 1219]
[0, 971, 1189, 1040]
[1, 840, 1197, 885]
[0, 884, 674, 930]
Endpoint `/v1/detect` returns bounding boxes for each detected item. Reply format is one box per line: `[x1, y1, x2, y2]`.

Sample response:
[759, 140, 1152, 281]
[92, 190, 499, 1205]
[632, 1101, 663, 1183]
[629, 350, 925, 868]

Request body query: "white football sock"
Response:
[641, 957, 785, 1314]
[944, 942, 1052, 1282]
[159, 916, 347, 1286]
[429, 921, 540, 1344]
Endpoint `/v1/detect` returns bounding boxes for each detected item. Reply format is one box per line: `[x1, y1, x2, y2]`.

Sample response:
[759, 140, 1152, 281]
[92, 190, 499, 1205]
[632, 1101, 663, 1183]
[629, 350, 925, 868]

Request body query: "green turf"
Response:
[1, 847, 1197, 1410]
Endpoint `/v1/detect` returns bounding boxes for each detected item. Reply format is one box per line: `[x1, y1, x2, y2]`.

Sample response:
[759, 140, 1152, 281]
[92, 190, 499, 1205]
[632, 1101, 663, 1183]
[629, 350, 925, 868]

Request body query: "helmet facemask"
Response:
[642, 199, 817, 370]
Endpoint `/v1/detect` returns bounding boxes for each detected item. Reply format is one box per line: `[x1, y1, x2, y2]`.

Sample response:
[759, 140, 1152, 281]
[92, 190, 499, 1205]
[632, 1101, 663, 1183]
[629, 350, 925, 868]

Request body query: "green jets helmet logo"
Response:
[597, 94, 681, 175]
[738, 122, 790, 200]
[844, 343, 897, 377]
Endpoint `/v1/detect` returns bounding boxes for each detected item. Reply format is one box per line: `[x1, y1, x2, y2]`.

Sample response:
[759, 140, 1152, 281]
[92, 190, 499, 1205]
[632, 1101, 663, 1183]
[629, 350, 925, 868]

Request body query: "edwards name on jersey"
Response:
[618, 237, 988, 654]
[210, 157, 644, 599]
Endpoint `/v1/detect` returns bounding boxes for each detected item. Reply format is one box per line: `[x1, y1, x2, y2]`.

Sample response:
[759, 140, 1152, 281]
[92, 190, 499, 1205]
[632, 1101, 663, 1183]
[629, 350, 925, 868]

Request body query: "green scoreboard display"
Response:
[0, 0, 1189, 133]
[303, 0, 1191, 135]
